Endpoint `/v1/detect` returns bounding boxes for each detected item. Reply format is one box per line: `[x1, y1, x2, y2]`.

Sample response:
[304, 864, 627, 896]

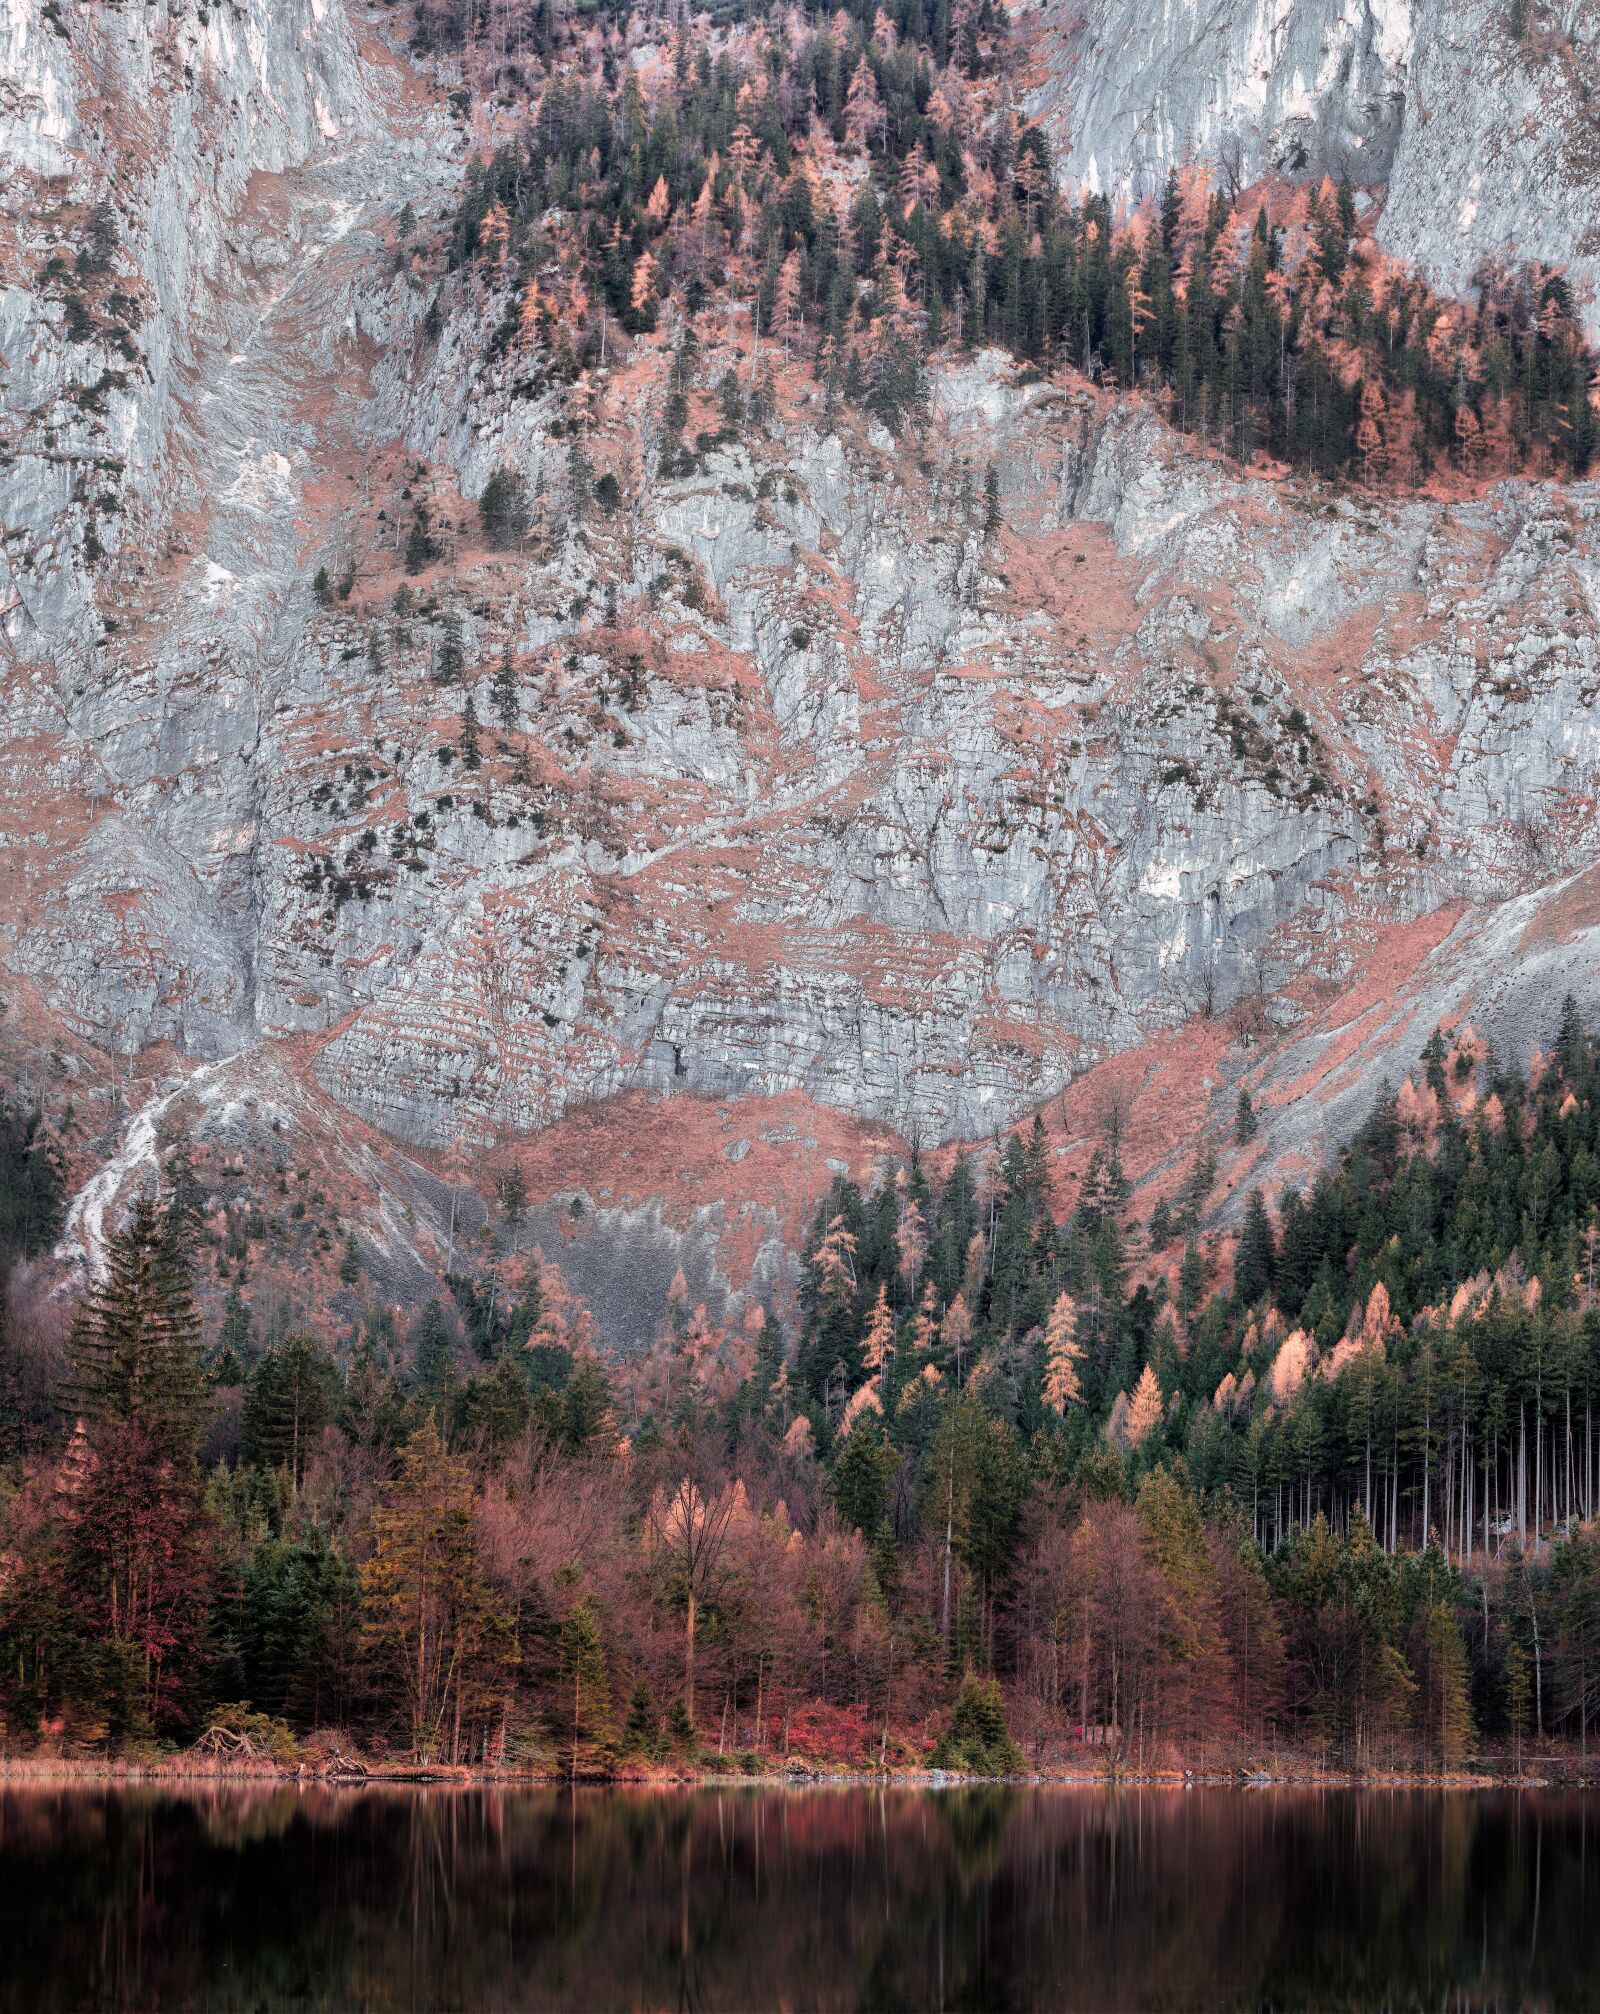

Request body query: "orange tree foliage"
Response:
[443, 2, 1596, 480]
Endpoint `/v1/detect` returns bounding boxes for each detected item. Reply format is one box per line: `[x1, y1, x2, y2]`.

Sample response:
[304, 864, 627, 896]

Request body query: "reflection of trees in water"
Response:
[0, 1785, 1596, 2010]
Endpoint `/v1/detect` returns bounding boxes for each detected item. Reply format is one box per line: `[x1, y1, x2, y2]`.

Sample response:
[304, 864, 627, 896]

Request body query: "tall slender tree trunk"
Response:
[941, 1461, 954, 1653]
[1536, 1386, 1544, 1549]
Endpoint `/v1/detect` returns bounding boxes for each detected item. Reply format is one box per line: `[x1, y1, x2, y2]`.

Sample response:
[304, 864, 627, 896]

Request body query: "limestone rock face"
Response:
[1021, 0, 1600, 327]
[4, 0, 1600, 1262]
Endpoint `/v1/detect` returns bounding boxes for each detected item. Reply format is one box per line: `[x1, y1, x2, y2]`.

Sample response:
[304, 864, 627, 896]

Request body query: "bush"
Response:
[931, 1676, 1025, 1777]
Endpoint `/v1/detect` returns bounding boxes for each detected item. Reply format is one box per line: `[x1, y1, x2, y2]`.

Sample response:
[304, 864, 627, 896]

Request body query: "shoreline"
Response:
[3, 1755, 1596, 1792]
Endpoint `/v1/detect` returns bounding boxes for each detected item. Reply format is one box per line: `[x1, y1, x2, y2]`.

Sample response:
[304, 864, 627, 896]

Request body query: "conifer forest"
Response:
[5, 1001, 1600, 1778]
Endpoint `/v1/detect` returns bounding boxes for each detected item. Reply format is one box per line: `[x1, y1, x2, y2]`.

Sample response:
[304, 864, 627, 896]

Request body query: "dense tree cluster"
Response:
[5, 997, 1600, 1771]
[435, 0, 1595, 480]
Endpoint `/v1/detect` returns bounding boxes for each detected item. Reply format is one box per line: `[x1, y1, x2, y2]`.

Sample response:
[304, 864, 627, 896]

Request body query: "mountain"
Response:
[1021, 0, 1600, 326]
[4, 0, 1600, 1344]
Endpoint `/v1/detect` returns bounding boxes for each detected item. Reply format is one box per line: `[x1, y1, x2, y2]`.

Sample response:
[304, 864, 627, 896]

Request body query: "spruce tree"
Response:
[479, 464, 529, 549]
[59, 1193, 214, 1729]
[832, 1417, 897, 1534]
[433, 612, 465, 685]
[68, 1192, 205, 1455]
[490, 641, 518, 729]
[413, 1297, 454, 1395]
[241, 1332, 341, 1488]
[1234, 1189, 1277, 1308]
[460, 691, 482, 769]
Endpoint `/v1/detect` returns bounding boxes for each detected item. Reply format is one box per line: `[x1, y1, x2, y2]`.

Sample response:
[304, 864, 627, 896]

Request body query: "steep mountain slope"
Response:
[4, 0, 1600, 1333]
[1020, 0, 1600, 328]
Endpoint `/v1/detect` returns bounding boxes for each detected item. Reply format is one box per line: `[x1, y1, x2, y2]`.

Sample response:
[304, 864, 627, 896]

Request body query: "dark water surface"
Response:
[1, 1781, 1596, 2011]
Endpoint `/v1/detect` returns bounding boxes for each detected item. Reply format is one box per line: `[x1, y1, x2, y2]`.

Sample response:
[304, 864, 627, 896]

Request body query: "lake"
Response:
[0, 1781, 1595, 2010]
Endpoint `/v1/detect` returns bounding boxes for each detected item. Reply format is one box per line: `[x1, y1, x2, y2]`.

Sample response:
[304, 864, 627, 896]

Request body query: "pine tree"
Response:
[1418, 1601, 1475, 1765]
[1556, 991, 1587, 1087]
[558, 1590, 612, 1776]
[1235, 1086, 1259, 1144]
[620, 1677, 664, 1760]
[931, 1673, 1024, 1774]
[217, 1283, 252, 1362]
[403, 508, 435, 575]
[479, 464, 529, 549]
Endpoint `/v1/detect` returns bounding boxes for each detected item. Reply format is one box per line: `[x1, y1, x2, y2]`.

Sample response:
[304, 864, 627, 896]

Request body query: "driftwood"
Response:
[192, 1723, 271, 1762]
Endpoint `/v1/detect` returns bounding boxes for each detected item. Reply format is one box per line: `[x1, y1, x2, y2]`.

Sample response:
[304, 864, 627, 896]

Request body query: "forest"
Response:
[3, 998, 1600, 1776]
[422, 0, 1597, 484]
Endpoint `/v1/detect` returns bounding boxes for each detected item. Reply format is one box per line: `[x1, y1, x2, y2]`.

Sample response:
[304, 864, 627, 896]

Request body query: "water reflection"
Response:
[0, 1782, 1593, 2010]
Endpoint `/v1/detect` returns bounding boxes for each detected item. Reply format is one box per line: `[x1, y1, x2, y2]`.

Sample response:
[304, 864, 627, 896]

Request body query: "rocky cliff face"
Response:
[6, 0, 1600, 1302]
[1020, 0, 1600, 328]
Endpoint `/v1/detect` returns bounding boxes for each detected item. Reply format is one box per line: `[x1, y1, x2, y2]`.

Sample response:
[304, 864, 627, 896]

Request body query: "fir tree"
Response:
[1504, 1639, 1531, 1774]
[620, 1676, 665, 1760]
[241, 1332, 341, 1489]
[413, 1298, 454, 1395]
[832, 1416, 897, 1534]
[68, 1194, 205, 1454]
[433, 612, 465, 686]
[460, 691, 483, 769]
[1234, 1189, 1277, 1308]
[490, 641, 519, 730]
[479, 464, 530, 549]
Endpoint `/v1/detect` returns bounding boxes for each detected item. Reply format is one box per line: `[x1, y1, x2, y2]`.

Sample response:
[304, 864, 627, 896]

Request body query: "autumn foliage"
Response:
[440, 0, 1596, 483]
[7, 1001, 1600, 1773]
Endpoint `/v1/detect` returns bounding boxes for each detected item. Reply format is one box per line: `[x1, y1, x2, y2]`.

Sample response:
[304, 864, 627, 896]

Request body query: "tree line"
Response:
[4, 999, 1600, 1770]
[432, 0, 1595, 482]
